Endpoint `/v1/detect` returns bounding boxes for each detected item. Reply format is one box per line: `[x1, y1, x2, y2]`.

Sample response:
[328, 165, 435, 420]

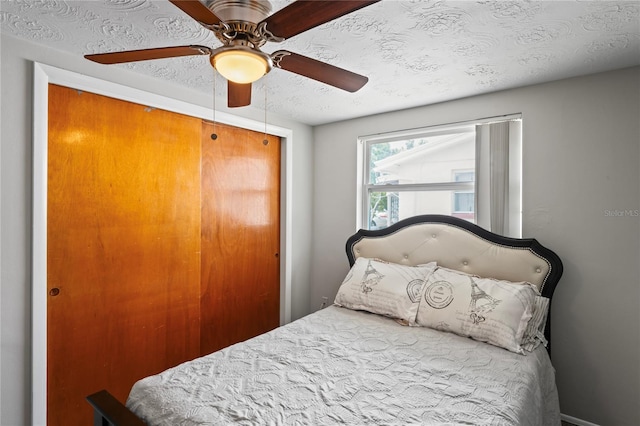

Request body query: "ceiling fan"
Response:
[85, 0, 380, 107]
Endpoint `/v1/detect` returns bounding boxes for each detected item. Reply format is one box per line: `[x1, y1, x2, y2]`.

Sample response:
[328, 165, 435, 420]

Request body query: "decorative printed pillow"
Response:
[415, 267, 538, 354]
[334, 258, 437, 325]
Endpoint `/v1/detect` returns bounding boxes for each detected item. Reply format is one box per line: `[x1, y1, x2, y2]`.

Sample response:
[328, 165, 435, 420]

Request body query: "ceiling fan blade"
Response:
[273, 51, 368, 92]
[228, 81, 252, 108]
[261, 0, 380, 40]
[168, 0, 221, 26]
[85, 45, 211, 64]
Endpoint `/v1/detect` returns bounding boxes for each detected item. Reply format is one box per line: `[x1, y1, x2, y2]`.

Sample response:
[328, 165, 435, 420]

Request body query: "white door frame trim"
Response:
[32, 62, 293, 425]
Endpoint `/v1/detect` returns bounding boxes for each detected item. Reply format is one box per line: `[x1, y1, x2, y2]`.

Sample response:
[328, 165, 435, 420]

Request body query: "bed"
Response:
[87, 214, 563, 425]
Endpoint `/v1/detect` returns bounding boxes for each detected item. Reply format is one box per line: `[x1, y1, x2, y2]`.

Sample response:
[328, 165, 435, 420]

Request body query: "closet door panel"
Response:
[47, 84, 202, 426]
[200, 121, 281, 354]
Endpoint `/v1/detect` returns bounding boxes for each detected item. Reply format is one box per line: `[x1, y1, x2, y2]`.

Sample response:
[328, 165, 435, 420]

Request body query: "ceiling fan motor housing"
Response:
[204, 0, 272, 23]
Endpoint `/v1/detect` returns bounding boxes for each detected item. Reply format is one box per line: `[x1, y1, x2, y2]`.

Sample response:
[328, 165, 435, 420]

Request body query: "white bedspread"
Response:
[127, 306, 560, 425]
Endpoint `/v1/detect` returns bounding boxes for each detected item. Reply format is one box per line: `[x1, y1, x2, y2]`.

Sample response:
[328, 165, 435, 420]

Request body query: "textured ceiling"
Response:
[2, 0, 639, 125]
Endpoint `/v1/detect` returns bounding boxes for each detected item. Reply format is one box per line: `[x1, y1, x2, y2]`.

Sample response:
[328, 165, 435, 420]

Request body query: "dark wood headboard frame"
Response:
[346, 214, 563, 354]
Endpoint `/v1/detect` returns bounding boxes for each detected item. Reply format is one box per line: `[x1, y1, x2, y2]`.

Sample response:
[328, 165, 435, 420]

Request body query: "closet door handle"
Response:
[49, 288, 60, 296]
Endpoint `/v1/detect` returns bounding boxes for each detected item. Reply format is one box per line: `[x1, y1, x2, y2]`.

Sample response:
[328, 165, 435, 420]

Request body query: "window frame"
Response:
[357, 115, 522, 233]
[452, 169, 475, 214]
[360, 124, 476, 229]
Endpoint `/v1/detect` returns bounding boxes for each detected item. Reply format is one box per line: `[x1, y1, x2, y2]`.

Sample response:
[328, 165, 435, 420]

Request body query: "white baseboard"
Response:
[561, 413, 600, 426]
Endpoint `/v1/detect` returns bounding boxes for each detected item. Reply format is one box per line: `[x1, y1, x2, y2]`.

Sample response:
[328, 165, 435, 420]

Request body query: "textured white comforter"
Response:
[127, 306, 561, 425]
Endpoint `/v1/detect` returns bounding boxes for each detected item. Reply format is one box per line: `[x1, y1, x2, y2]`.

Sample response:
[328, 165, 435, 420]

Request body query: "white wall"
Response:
[312, 67, 640, 425]
[0, 34, 314, 425]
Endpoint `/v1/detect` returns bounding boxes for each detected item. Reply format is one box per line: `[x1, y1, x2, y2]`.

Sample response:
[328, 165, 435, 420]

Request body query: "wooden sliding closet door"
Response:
[200, 121, 281, 354]
[47, 85, 202, 426]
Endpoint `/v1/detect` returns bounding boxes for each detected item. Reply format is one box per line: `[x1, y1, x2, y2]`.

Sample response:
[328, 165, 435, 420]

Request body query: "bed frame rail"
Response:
[86, 390, 146, 426]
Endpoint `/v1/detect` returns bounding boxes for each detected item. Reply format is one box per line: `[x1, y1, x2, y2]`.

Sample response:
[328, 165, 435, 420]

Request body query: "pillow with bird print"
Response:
[335, 257, 437, 325]
[415, 267, 540, 354]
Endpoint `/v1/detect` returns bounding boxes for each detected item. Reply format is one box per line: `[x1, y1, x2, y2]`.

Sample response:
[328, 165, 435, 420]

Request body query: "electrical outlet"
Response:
[320, 296, 328, 310]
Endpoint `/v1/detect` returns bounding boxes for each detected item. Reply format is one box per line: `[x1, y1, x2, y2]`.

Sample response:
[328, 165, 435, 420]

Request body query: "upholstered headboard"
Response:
[345, 215, 563, 351]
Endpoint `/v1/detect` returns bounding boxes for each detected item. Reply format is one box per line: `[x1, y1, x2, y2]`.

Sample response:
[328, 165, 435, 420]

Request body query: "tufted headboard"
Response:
[345, 214, 563, 352]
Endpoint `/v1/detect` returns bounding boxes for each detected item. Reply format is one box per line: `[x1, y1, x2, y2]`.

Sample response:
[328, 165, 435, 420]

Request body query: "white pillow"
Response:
[521, 296, 550, 351]
[415, 267, 538, 354]
[335, 258, 437, 325]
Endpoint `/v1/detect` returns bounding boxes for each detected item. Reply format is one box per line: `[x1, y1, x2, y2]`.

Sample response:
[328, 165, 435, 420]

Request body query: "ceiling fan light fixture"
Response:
[211, 47, 272, 84]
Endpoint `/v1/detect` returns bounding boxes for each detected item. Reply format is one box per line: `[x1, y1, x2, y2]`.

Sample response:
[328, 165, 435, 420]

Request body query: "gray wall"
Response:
[312, 67, 640, 425]
[0, 34, 313, 425]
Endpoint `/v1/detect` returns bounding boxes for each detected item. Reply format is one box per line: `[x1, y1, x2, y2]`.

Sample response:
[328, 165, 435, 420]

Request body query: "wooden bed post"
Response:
[86, 390, 146, 426]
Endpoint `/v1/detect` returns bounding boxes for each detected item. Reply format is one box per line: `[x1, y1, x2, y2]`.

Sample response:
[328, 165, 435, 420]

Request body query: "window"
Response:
[358, 117, 522, 237]
[453, 170, 474, 219]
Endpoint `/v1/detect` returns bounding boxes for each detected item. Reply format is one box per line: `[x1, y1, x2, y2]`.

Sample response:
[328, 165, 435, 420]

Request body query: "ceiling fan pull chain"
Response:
[263, 78, 268, 145]
[211, 69, 218, 140]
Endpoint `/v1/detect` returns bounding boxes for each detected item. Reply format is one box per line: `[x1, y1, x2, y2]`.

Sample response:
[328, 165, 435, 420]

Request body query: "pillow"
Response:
[334, 258, 437, 325]
[415, 267, 539, 354]
[521, 296, 550, 351]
